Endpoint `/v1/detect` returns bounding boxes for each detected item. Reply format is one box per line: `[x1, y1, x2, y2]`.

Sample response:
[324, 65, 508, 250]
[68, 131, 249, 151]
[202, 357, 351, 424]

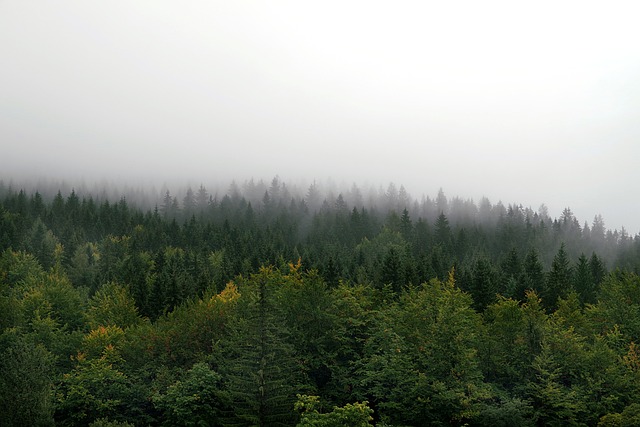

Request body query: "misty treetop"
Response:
[0, 177, 633, 271]
[2, 178, 640, 425]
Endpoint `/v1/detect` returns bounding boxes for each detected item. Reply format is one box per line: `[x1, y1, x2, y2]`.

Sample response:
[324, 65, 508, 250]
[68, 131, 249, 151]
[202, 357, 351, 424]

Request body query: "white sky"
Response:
[1, 1, 639, 232]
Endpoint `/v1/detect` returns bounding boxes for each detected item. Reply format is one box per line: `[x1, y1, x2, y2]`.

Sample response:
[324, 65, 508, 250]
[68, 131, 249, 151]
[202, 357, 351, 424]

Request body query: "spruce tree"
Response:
[381, 247, 403, 293]
[218, 268, 304, 426]
[573, 253, 595, 305]
[469, 256, 499, 311]
[434, 212, 453, 253]
[522, 248, 545, 301]
[545, 243, 573, 311]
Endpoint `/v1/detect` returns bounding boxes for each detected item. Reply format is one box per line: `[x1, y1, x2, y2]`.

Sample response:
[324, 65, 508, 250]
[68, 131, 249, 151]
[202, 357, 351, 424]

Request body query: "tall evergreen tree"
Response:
[501, 247, 523, 298]
[521, 248, 545, 300]
[573, 253, 595, 305]
[469, 257, 499, 311]
[545, 243, 573, 311]
[399, 208, 413, 241]
[218, 268, 304, 426]
[434, 212, 453, 257]
[183, 187, 196, 215]
[381, 247, 403, 293]
[589, 252, 607, 288]
[0, 332, 54, 426]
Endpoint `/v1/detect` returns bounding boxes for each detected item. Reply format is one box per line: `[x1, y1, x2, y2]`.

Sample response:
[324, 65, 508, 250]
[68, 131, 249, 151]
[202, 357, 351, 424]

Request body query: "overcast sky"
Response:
[1, 1, 639, 232]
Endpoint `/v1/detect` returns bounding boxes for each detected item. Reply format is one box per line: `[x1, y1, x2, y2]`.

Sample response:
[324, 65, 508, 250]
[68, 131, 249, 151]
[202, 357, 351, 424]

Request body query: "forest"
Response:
[2, 177, 640, 426]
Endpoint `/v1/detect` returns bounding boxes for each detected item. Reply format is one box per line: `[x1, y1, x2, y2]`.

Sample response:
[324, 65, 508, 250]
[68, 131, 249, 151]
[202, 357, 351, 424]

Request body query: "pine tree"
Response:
[183, 187, 196, 215]
[414, 218, 431, 255]
[522, 248, 545, 300]
[573, 253, 595, 305]
[381, 247, 403, 293]
[0, 332, 54, 426]
[161, 190, 173, 219]
[589, 252, 607, 288]
[501, 247, 523, 299]
[219, 268, 304, 426]
[400, 208, 413, 241]
[434, 212, 453, 255]
[469, 257, 499, 311]
[545, 244, 573, 311]
[196, 184, 209, 213]
[502, 248, 522, 281]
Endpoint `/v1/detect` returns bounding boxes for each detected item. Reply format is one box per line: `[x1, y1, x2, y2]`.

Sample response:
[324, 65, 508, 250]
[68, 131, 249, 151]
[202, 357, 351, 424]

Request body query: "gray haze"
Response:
[2, 1, 640, 233]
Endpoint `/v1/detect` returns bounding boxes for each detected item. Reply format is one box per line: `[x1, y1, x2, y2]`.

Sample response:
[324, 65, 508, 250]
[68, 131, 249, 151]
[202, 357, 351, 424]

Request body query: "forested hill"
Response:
[1, 178, 638, 297]
[3, 179, 640, 425]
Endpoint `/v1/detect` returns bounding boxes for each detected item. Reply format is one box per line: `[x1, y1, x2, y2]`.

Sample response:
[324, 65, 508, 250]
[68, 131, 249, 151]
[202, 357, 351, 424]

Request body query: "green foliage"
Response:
[25, 218, 60, 271]
[0, 279, 21, 331]
[358, 276, 491, 425]
[573, 253, 595, 305]
[0, 249, 45, 288]
[524, 292, 628, 426]
[380, 246, 403, 292]
[476, 395, 536, 427]
[599, 404, 640, 427]
[12, 271, 88, 373]
[98, 235, 130, 286]
[469, 256, 499, 311]
[591, 272, 640, 342]
[153, 362, 226, 426]
[0, 330, 55, 426]
[81, 325, 126, 360]
[122, 281, 239, 370]
[527, 348, 589, 426]
[3, 185, 640, 426]
[68, 242, 101, 291]
[295, 394, 373, 426]
[85, 282, 141, 330]
[481, 296, 538, 390]
[322, 282, 377, 404]
[218, 267, 306, 426]
[545, 243, 573, 311]
[522, 248, 545, 299]
[20, 272, 86, 332]
[88, 419, 134, 427]
[54, 348, 143, 426]
[276, 264, 338, 394]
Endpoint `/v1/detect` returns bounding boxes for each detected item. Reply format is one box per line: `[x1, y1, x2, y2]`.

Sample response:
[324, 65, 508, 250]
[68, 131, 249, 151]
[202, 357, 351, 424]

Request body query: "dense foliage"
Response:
[2, 179, 640, 425]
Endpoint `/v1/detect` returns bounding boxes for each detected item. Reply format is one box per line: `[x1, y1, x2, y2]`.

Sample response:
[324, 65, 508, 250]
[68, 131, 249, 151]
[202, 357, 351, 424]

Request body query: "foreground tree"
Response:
[0, 331, 54, 426]
[152, 362, 227, 426]
[218, 267, 306, 426]
[358, 272, 491, 425]
[295, 394, 373, 427]
[54, 336, 146, 426]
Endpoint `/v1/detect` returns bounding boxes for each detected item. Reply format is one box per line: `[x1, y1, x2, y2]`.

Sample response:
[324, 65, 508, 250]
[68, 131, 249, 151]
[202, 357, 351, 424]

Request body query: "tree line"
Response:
[2, 180, 640, 425]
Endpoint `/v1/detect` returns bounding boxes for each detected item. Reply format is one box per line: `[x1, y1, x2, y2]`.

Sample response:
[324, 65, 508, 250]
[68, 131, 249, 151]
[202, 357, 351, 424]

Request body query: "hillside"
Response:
[2, 179, 640, 425]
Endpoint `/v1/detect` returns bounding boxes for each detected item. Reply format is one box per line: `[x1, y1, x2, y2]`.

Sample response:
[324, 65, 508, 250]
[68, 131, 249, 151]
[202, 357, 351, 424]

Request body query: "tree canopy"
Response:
[2, 180, 640, 425]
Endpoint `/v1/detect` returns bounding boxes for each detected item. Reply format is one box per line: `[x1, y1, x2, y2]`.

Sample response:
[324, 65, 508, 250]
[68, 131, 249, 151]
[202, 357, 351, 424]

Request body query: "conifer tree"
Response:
[218, 268, 304, 426]
[545, 243, 573, 311]
[573, 253, 595, 305]
[183, 187, 196, 215]
[434, 212, 453, 257]
[0, 332, 54, 426]
[196, 184, 209, 213]
[589, 252, 607, 288]
[522, 248, 545, 300]
[381, 247, 403, 293]
[469, 256, 499, 311]
[399, 208, 413, 241]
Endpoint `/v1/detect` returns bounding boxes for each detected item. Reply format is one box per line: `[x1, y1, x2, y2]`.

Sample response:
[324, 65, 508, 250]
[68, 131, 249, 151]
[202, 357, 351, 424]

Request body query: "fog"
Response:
[2, 1, 640, 233]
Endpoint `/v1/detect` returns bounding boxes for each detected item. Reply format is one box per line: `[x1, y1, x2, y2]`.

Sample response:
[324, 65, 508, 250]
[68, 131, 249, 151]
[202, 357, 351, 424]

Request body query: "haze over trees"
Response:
[2, 177, 640, 426]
